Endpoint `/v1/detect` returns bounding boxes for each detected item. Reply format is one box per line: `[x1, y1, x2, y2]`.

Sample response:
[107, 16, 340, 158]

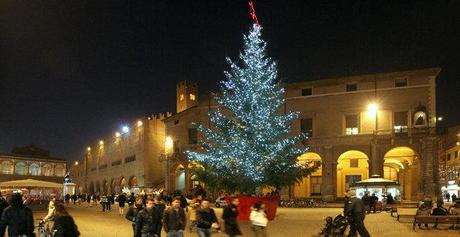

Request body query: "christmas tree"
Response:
[187, 24, 318, 193]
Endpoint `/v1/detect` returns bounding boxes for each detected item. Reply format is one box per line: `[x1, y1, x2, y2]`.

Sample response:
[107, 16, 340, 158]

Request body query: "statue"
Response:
[64, 172, 72, 184]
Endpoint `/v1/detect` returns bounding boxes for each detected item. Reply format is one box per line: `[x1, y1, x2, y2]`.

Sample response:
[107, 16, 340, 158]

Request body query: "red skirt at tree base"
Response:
[225, 196, 279, 221]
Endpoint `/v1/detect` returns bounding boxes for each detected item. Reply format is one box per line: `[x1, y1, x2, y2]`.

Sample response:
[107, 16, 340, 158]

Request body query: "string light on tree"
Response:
[187, 19, 318, 193]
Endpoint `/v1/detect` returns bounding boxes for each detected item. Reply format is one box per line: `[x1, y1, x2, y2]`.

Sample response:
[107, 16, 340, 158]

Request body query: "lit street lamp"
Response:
[164, 136, 173, 192]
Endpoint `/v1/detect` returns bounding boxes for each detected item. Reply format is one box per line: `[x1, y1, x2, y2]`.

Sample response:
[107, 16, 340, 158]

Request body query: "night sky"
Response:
[0, 1, 459, 162]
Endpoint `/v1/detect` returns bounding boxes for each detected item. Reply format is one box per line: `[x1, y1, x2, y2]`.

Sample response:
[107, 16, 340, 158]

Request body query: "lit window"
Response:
[1, 161, 13, 174]
[189, 94, 196, 101]
[300, 118, 313, 137]
[180, 94, 184, 101]
[29, 163, 40, 176]
[345, 115, 359, 135]
[42, 164, 52, 176]
[15, 162, 26, 175]
[394, 111, 408, 133]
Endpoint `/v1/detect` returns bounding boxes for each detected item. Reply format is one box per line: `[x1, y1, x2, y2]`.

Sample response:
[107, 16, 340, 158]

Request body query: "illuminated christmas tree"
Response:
[187, 24, 318, 193]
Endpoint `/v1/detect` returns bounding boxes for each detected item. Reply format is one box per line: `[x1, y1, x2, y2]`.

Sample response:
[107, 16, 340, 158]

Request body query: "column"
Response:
[420, 137, 439, 199]
[321, 146, 336, 201]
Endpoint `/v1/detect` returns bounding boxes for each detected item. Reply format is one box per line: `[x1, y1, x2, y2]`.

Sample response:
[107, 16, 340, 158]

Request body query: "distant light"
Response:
[122, 126, 130, 133]
[75, 161, 79, 165]
[367, 102, 378, 116]
[437, 117, 443, 121]
[99, 140, 104, 145]
[115, 132, 121, 138]
[457, 142, 460, 146]
[87, 147, 91, 151]
[137, 120, 143, 127]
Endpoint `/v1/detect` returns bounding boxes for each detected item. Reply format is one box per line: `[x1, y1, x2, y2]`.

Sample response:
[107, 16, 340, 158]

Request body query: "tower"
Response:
[176, 81, 198, 113]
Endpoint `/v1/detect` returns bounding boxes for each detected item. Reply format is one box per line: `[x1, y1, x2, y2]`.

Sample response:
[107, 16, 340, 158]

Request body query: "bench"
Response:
[412, 215, 460, 230]
[397, 214, 415, 222]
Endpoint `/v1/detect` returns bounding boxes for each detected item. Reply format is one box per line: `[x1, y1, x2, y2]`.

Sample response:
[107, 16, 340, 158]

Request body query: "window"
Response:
[346, 83, 357, 92]
[29, 163, 39, 176]
[1, 161, 13, 174]
[112, 160, 122, 166]
[188, 128, 198, 144]
[345, 115, 359, 135]
[350, 159, 359, 168]
[42, 164, 52, 176]
[300, 118, 313, 137]
[189, 94, 196, 101]
[179, 94, 184, 101]
[395, 78, 407, 87]
[456, 151, 459, 158]
[15, 162, 27, 175]
[124, 155, 136, 163]
[174, 140, 180, 153]
[447, 154, 451, 161]
[394, 111, 408, 133]
[310, 176, 322, 195]
[55, 165, 65, 176]
[301, 88, 312, 96]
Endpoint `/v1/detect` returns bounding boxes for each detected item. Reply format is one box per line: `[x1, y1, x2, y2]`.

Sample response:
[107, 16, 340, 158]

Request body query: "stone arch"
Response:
[96, 181, 101, 194]
[293, 152, 323, 197]
[384, 146, 419, 200]
[129, 176, 138, 188]
[120, 177, 127, 190]
[336, 150, 369, 197]
[102, 180, 108, 194]
[175, 165, 186, 193]
[89, 182, 95, 194]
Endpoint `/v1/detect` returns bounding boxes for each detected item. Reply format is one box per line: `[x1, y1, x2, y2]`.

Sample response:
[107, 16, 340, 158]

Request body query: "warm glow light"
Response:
[122, 126, 130, 133]
[437, 117, 443, 121]
[180, 94, 184, 101]
[165, 136, 173, 155]
[137, 120, 143, 127]
[367, 102, 378, 116]
[87, 147, 91, 151]
[115, 132, 121, 138]
[457, 142, 460, 146]
[75, 161, 79, 165]
[190, 93, 196, 101]
[99, 140, 104, 145]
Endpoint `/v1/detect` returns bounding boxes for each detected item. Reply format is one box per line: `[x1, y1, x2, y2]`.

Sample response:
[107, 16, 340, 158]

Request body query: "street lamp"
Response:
[74, 161, 78, 165]
[164, 136, 173, 192]
[368, 102, 379, 133]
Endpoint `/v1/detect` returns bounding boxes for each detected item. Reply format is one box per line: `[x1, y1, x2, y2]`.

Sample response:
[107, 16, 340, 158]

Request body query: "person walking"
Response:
[163, 198, 186, 237]
[344, 190, 371, 237]
[43, 197, 57, 221]
[361, 192, 370, 214]
[369, 193, 378, 213]
[188, 198, 200, 233]
[250, 201, 268, 237]
[101, 194, 109, 212]
[153, 196, 166, 237]
[0, 193, 35, 237]
[452, 193, 458, 202]
[445, 192, 451, 202]
[135, 197, 164, 237]
[118, 193, 127, 215]
[126, 197, 144, 237]
[222, 197, 242, 237]
[128, 193, 136, 207]
[52, 203, 80, 237]
[0, 193, 8, 217]
[196, 200, 219, 237]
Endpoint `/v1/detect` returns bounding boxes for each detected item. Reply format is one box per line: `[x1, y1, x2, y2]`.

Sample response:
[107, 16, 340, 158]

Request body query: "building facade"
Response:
[70, 114, 168, 195]
[442, 125, 460, 197]
[163, 68, 442, 201]
[0, 153, 66, 184]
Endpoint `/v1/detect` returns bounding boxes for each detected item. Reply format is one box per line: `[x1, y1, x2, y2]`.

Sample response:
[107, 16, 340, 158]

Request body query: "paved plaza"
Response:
[31, 204, 459, 237]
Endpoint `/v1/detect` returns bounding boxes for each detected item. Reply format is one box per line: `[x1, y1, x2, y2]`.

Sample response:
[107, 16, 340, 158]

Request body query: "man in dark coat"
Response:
[345, 190, 370, 237]
[369, 193, 378, 213]
[163, 198, 186, 237]
[361, 192, 370, 214]
[126, 197, 144, 237]
[135, 197, 164, 237]
[0, 193, 7, 217]
[222, 197, 242, 237]
[0, 193, 35, 237]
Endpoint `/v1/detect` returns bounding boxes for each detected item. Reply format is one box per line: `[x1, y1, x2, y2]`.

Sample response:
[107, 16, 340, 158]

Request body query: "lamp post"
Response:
[368, 102, 379, 177]
[164, 136, 173, 192]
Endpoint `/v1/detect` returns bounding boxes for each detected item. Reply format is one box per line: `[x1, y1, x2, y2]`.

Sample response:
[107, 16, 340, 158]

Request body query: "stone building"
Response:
[163, 68, 442, 201]
[70, 114, 169, 195]
[441, 125, 460, 197]
[0, 152, 66, 184]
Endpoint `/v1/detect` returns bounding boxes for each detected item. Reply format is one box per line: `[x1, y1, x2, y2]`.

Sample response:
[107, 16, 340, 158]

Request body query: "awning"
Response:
[0, 179, 62, 188]
[353, 177, 400, 187]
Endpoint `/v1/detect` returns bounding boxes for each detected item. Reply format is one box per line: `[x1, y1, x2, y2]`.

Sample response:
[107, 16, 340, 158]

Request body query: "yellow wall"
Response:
[336, 158, 369, 197]
[293, 167, 322, 197]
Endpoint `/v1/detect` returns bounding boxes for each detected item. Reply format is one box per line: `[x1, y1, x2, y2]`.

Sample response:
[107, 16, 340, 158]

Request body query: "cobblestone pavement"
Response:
[32, 204, 459, 237]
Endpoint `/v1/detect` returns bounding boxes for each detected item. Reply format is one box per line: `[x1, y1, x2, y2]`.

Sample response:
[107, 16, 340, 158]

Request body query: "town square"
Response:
[0, 1, 459, 236]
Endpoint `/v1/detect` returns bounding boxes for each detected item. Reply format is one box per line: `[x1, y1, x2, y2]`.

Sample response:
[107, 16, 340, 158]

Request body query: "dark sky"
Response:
[0, 0, 459, 162]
